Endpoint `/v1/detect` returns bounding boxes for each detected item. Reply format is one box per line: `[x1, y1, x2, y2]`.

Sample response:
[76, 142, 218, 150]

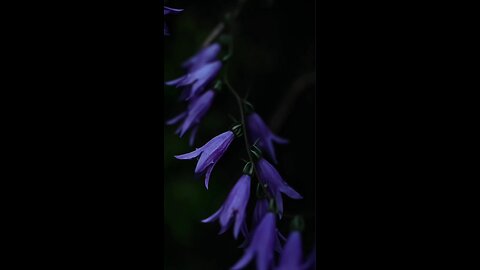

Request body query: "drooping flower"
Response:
[202, 174, 251, 239]
[165, 61, 222, 101]
[240, 198, 285, 252]
[182, 43, 222, 72]
[175, 130, 234, 189]
[247, 112, 288, 164]
[166, 90, 216, 146]
[255, 158, 302, 218]
[164, 6, 183, 36]
[231, 212, 277, 270]
[275, 231, 304, 270]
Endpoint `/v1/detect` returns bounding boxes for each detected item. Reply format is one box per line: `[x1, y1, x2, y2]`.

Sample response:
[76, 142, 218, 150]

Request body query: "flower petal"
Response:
[165, 76, 186, 86]
[174, 148, 202, 160]
[165, 112, 187, 125]
[231, 248, 254, 270]
[201, 206, 223, 223]
[204, 163, 215, 189]
[278, 231, 302, 268]
[233, 212, 244, 239]
[188, 125, 199, 146]
[280, 184, 303, 199]
[256, 244, 274, 270]
[164, 7, 183, 14]
[218, 217, 233, 235]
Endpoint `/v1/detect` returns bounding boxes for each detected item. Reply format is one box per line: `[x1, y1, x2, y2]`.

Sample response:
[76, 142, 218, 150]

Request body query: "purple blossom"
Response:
[231, 212, 277, 270]
[202, 175, 251, 239]
[166, 90, 216, 146]
[275, 231, 304, 270]
[164, 6, 183, 36]
[165, 61, 222, 101]
[240, 198, 285, 252]
[182, 43, 221, 72]
[247, 112, 288, 164]
[256, 158, 302, 218]
[175, 131, 234, 189]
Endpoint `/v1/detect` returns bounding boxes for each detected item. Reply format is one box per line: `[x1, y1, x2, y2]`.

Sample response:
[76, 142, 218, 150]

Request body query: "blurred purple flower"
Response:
[165, 61, 222, 101]
[182, 43, 222, 72]
[166, 90, 216, 146]
[247, 112, 288, 164]
[275, 231, 305, 270]
[164, 6, 183, 36]
[175, 130, 234, 189]
[256, 158, 302, 218]
[231, 212, 277, 270]
[202, 175, 251, 239]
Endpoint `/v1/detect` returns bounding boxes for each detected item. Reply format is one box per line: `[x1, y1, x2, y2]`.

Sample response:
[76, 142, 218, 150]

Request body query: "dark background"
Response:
[4, 0, 460, 268]
[164, 0, 315, 269]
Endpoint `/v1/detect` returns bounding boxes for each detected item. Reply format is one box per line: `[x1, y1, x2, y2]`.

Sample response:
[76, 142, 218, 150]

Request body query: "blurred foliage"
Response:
[164, 0, 314, 269]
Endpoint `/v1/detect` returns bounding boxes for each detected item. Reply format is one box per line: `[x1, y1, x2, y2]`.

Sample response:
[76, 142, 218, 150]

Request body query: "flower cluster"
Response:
[166, 43, 222, 145]
[164, 6, 315, 270]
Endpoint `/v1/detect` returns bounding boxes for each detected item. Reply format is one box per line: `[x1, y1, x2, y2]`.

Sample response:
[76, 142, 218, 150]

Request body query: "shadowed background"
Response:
[164, 0, 314, 269]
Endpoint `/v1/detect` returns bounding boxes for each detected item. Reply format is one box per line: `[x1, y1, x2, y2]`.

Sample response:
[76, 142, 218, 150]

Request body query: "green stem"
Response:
[223, 66, 273, 201]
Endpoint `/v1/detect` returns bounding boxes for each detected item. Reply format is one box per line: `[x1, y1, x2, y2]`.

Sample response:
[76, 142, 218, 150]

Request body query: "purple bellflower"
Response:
[166, 90, 216, 146]
[164, 6, 183, 36]
[165, 61, 222, 101]
[202, 174, 251, 239]
[175, 130, 234, 189]
[256, 158, 302, 218]
[247, 112, 288, 164]
[182, 43, 222, 72]
[240, 198, 286, 252]
[231, 212, 277, 270]
[275, 231, 308, 270]
[252, 199, 287, 247]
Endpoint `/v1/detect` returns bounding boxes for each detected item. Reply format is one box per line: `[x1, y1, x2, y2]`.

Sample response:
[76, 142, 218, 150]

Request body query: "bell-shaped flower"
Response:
[231, 212, 277, 270]
[240, 198, 285, 252]
[202, 175, 251, 239]
[164, 6, 183, 36]
[275, 231, 310, 270]
[166, 90, 215, 146]
[182, 43, 221, 72]
[175, 130, 234, 189]
[247, 112, 288, 164]
[255, 158, 302, 218]
[165, 61, 222, 101]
